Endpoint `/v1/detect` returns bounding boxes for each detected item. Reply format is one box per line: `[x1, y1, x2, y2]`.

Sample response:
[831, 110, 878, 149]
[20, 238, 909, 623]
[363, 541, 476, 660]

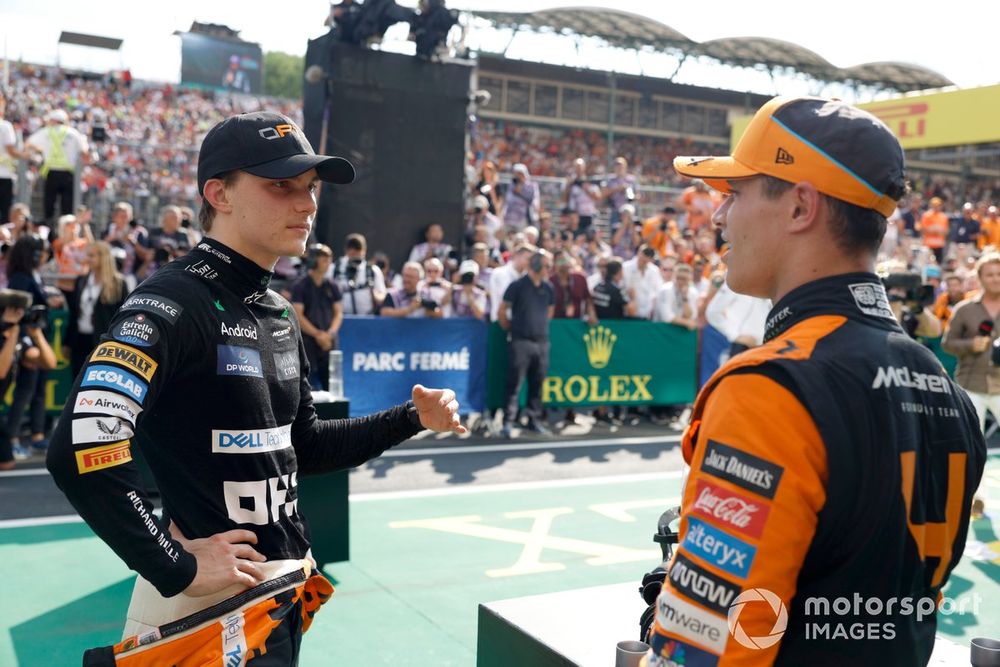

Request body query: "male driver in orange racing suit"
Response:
[645, 97, 986, 666]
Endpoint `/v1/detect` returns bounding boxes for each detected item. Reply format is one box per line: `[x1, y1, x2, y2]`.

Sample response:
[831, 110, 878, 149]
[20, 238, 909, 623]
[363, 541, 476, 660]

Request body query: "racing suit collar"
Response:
[191, 238, 273, 303]
[763, 272, 904, 343]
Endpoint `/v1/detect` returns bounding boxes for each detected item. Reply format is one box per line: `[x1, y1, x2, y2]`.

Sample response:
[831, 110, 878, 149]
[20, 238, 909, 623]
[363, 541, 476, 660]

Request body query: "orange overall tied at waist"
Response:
[83, 570, 333, 666]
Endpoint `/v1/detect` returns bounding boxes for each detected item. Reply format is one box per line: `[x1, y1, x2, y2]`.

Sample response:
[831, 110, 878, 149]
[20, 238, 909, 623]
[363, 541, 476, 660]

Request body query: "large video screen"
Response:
[180, 32, 262, 95]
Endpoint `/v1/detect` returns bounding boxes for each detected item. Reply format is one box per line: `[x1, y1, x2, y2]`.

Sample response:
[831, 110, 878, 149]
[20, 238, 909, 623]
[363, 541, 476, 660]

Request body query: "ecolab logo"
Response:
[212, 424, 292, 454]
[221, 321, 258, 340]
[872, 366, 951, 394]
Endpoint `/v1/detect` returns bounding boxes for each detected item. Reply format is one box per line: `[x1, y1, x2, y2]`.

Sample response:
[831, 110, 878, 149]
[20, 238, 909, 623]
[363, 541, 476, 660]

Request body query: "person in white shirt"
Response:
[329, 233, 386, 315]
[704, 279, 771, 355]
[421, 257, 452, 318]
[622, 245, 663, 320]
[653, 263, 700, 329]
[0, 90, 27, 225]
[408, 223, 453, 266]
[489, 244, 533, 322]
[25, 109, 89, 223]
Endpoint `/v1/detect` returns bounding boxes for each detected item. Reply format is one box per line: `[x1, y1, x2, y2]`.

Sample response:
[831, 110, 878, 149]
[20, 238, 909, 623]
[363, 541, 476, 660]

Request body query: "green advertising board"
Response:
[487, 320, 697, 410]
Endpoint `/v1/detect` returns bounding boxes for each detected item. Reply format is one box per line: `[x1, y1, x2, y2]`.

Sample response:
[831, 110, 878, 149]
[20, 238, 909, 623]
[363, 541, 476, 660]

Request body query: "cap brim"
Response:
[673, 155, 759, 192]
[245, 154, 356, 185]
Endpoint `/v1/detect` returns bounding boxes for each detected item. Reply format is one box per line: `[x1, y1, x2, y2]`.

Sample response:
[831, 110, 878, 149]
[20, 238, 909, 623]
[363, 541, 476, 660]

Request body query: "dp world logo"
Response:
[583, 325, 616, 369]
[728, 588, 788, 649]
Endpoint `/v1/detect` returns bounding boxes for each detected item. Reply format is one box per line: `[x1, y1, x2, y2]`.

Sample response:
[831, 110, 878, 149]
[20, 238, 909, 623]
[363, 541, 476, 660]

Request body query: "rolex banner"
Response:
[486, 320, 698, 410]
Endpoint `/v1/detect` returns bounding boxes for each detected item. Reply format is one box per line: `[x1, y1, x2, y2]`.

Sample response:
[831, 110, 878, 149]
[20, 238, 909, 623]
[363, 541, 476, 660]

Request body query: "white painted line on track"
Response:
[0, 514, 84, 529]
[384, 435, 682, 457]
[0, 467, 52, 477]
[351, 470, 685, 501]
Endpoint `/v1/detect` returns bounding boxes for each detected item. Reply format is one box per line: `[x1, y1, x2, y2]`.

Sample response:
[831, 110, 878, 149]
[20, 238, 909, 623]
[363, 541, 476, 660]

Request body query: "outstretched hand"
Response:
[170, 521, 268, 597]
[411, 384, 467, 435]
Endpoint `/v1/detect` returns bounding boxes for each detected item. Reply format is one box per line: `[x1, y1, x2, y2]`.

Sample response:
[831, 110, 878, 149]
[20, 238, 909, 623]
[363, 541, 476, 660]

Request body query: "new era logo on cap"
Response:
[672, 96, 906, 217]
[197, 111, 355, 195]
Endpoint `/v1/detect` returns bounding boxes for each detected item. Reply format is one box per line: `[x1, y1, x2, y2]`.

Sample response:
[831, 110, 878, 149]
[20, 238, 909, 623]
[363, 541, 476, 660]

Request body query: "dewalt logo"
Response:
[89, 342, 157, 382]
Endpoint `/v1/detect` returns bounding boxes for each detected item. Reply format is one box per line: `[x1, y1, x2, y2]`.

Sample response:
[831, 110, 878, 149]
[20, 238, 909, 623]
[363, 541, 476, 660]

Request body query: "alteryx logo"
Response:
[212, 424, 292, 454]
[217, 345, 263, 378]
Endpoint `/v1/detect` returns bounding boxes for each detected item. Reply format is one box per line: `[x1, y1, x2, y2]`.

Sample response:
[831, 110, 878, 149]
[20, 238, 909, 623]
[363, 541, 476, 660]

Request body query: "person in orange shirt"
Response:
[978, 205, 1000, 250]
[678, 179, 716, 232]
[641, 206, 679, 258]
[917, 196, 949, 262]
[932, 273, 970, 328]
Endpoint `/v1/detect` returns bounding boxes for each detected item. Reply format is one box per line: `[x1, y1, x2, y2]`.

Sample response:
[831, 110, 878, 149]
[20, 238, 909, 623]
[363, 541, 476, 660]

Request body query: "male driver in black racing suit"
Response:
[47, 111, 466, 666]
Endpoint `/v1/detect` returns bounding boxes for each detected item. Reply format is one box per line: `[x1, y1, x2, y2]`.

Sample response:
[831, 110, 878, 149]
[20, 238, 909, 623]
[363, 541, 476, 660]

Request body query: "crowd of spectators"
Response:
[1, 62, 1000, 445]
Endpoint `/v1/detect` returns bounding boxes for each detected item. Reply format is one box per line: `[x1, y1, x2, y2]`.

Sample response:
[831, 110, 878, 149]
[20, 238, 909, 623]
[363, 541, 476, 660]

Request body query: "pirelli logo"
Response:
[76, 440, 132, 474]
[90, 342, 158, 382]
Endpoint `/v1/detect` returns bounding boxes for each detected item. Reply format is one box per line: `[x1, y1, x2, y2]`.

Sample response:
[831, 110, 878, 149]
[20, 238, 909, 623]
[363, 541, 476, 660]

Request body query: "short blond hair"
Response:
[975, 252, 1000, 277]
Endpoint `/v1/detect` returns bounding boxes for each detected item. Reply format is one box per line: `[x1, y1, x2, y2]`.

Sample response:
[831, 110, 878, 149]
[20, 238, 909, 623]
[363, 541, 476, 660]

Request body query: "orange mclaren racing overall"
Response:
[647, 272, 986, 666]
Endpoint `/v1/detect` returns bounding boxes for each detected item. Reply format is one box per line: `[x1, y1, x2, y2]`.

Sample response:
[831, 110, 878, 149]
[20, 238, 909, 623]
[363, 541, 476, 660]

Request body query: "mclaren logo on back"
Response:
[872, 366, 951, 394]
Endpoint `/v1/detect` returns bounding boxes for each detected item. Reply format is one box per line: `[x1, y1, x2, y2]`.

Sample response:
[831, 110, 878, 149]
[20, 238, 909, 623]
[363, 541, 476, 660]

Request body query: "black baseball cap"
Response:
[197, 111, 355, 196]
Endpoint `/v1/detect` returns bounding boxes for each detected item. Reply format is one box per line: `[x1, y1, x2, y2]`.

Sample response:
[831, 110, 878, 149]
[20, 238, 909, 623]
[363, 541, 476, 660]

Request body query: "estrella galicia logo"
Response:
[682, 517, 757, 579]
[120, 294, 183, 324]
[112, 314, 160, 347]
[217, 345, 263, 378]
[273, 351, 299, 382]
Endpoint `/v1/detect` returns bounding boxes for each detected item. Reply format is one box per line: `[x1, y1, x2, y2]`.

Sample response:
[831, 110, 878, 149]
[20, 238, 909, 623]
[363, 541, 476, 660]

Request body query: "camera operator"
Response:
[610, 203, 641, 260]
[420, 257, 451, 317]
[291, 244, 343, 391]
[501, 163, 540, 232]
[562, 158, 601, 237]
[0, 291, 30, 469]
[640, 206, 677, 258]
[331, 232, 386, 315]
[450, 259, 487, 320]
[883, 271, 941, 338]
[382, 261, 435, 318]
[465, 195, 502, 250]
[602, 156, 639, 227]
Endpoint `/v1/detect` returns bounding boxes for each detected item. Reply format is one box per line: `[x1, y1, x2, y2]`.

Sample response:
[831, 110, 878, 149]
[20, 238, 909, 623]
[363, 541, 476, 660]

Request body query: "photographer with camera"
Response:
[450, 259, 487, 320]
[291, 244, 343, 391]
[640, 206, 678, 258]
[6, 235, 62, 457]
[501, 163, 540, 232]
[382, 261, 436, 318]
[465, 195, 502, 250]
[602, 157, 639, 227]
[882, 270, 942, 338]
[408, 222, 453, 266]
[102, 201, 148, 276]
[0, 290, 33, 468]
[331, 232, 386, 315]
[419, 257, 451, 317]
[562, 158, 601, 237]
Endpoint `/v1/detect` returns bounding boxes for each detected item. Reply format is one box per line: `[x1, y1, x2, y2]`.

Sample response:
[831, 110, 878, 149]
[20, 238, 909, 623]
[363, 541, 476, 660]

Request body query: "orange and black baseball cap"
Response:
[673, 97, 905, 217]
[197, 111, 355, 196]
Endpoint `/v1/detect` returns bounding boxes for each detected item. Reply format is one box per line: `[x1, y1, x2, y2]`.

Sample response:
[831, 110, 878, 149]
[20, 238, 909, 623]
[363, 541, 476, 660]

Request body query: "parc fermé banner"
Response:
[339, 317, 488, 417]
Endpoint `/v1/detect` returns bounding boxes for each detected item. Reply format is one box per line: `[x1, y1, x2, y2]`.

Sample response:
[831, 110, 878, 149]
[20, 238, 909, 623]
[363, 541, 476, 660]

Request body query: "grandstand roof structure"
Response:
[469, 7, 953, 92]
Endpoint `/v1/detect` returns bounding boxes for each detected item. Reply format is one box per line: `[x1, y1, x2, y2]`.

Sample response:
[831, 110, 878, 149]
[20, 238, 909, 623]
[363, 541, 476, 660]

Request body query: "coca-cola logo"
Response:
[690, 479, 771, 539]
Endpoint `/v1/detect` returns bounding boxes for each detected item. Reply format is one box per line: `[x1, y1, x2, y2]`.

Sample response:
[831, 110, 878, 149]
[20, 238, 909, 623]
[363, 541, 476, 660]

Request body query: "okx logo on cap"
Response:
[197, 111, 355, 195]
